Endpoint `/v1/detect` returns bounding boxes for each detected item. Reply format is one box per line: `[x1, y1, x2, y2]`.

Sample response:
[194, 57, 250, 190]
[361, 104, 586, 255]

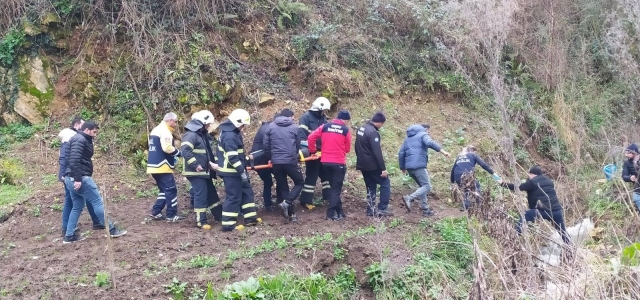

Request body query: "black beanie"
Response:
[337, 110, 351, 120]
[280, 108, 294, 118]
[371, 111, 386, 123]
[529, 166, 543, 176]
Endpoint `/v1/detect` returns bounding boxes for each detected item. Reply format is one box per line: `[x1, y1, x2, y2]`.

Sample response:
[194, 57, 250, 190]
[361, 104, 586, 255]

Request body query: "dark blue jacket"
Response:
[250, 121, 271, 165]
[216, 120, 247, 177]
[450, 152, 494, 184]
[67, 132, 95, 182]
[398, 125, 442, 170]
[298, 110, 327, 150]
[264, 116, 300, 165]
[622, 158, 640, 193]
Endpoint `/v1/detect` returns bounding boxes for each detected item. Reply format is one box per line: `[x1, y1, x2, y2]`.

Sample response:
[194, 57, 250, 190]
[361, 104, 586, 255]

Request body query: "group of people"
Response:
[57, 97, 640, 243]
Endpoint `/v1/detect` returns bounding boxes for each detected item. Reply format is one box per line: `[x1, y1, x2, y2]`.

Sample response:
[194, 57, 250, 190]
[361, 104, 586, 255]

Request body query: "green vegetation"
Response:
[0, 27, 25, 66]
[94, 271, 111, 288]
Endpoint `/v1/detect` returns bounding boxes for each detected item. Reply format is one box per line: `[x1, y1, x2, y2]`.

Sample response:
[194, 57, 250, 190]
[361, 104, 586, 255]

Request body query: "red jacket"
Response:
[308, 119, 352, 164]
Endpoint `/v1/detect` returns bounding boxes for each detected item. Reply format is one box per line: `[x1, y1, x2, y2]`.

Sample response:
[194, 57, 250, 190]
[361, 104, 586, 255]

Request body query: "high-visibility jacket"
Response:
[147, 121, 180, 174]
[216, 120, 247, 176]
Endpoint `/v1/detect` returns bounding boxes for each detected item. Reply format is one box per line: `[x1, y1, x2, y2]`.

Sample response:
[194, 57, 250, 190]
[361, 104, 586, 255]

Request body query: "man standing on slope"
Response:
[147, 112, 184, 222]
[450, 145, 500, 211]
[621, 143, 640, 212]
[218, 109, 260, 232]
[399, 124, 450, 217]
[59, 116, 102, 237]
[298, 97, 331, 210]
[264, 109, 305, 222]
[181, 110, 222, 230]
[355, 111, 393, 217]
[64, 121, 127, 243]
[308, 110, 352, 221]
[249, 112, 283, 211]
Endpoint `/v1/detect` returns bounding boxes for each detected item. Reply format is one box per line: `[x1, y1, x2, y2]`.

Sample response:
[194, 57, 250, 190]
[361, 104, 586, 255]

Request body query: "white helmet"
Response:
[192, 110, 215, 125]
[228, 109, 251, 128]
[310, 97, 331, 111]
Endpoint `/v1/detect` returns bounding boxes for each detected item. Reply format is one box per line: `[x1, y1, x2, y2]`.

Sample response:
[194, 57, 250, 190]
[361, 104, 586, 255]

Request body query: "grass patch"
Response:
[0, 184, 31, 206]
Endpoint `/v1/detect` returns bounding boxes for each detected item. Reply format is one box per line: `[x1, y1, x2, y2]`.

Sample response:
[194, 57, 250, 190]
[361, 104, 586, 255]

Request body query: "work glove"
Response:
[240, 172, 249, 184]
[492, 173, 501, 181]
[174, 156, 179, 165]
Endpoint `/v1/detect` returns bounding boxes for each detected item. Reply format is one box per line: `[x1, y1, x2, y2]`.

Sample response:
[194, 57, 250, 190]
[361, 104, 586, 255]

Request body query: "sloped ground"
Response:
[0, 96, 495, 299]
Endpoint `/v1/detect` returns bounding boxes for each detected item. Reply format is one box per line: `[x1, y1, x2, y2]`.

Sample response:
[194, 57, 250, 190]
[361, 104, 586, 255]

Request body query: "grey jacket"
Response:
[264, 116, 301, 165]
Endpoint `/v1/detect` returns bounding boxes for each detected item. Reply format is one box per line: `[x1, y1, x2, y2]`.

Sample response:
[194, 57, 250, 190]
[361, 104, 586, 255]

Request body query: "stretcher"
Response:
[245, 151, 321, 170]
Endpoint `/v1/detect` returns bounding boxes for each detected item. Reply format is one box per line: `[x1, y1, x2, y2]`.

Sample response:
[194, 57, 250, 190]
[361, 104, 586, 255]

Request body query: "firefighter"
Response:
[218, 109, 259, 232]
[298, 97, 331, 210]
[181, 110, 222, 230]
[147, 112, 184, 222]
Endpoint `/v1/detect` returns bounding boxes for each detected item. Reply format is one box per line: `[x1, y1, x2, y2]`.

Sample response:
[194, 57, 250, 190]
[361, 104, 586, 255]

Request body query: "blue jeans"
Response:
[516, 209, 571, 244]
[61, 183, 101, 232]
[361, 170, 391, 212]
[633, 193, 640, 210]
[407, 168, 431, 210]
[64, 176, 114, 237]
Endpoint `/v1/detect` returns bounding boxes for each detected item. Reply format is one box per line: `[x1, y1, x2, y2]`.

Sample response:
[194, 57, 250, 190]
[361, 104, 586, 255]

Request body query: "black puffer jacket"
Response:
[264, 116, 300, 165]
[502, 175, 562, 211]
[622, 158, 640, 193]
[66, 132, 95, 182]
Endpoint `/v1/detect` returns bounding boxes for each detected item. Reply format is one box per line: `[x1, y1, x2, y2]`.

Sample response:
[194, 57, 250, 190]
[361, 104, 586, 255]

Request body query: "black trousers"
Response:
[273, 164, 305, 214]
[256, 169, 283, 208]
[299, 159, 330, 206]
[323, 163, 347, 217]
[221, 175, 257, 230]
[188, 176, 221, 227]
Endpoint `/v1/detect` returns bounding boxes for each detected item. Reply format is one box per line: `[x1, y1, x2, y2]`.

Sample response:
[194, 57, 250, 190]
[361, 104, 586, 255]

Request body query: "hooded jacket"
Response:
[67, 132, 95, 182]
[298, 110, 327, 150]
[216, 120, 247, 177]
[58, 127, 77, 181]
[450, 151, 494, 184]
[622, 158, 640, 193]
[355, 121, 386, 171]
[147, 121, 180, 174]
[398, 125, 442, 170]
[180, 120, 216, 178]
[502, 175, 562, 211]
[264, 116, 301, 165]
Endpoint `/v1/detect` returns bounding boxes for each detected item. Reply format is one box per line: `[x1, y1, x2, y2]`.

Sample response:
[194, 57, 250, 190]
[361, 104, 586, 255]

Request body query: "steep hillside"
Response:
[1, 0, 640, 299]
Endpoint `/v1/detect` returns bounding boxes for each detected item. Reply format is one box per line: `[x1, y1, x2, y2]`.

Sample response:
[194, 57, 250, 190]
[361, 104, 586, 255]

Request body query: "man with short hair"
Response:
[59, 116, 102, 237]
[399, 124, 450, 217]
[355, 111, 392, 217]
[64, 121, 127, 243]
[308, 110, 352, 221]
[264, 109, 304, 222]
[147, 112, 183, 222]
[622, 143, 640, 212]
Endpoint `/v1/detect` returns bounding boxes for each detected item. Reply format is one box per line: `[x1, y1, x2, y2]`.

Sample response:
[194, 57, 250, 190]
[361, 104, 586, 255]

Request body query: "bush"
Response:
[0, 27, 25, 66]
[0, 158, 26, 185]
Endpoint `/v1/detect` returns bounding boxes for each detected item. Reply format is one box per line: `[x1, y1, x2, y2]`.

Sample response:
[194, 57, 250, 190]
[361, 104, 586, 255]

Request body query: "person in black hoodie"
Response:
[499, 166, 571, 244]
[249, 112, 283, 211]
[621, 143, 640, 212]
[64, 121, 127, 243]
[264, 109, 304, 222]
[355, 111, 392, 217]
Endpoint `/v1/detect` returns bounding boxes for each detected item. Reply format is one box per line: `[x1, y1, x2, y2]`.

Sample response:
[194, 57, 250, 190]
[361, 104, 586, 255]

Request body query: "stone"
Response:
[259, 93, 275, 106]
[28, 57, 51, 94]
[14, 91, 44, 124]
[41, 12, 62, 27]
[1, 112, 23, 125]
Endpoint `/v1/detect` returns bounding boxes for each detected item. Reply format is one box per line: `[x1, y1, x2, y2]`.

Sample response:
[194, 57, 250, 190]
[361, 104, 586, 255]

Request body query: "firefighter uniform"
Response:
[147, 121, 181, 219]
[298, 110, 330, 208]
[181, 119, 222, 228]
[217, 120, 258, 231]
